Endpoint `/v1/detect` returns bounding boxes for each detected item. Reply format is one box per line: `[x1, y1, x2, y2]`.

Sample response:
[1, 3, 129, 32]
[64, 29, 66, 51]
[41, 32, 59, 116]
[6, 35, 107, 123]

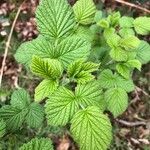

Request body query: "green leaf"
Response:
[116, 63, 130, 79]
[15, 35, 54, 67]
[31, 56, 62, 79]
[126, 59, 141, 71]
[35, 79, 58, 102]
[119, 16, 134, 28]
[136, 41, 150, 64]
[10, 89, 31, 109]
[119, 28, 135, 38]
[56, 36, 91, 67]
[133, 17, 150, 35]
[94, 10, 103, 22]
[67, 60, 99, 84]
[0, 119, 6, 138]
[73, 0, 96, 25]
[45, 87, 79, 126]
[36, 0, 75, 40]
[105, 88, 128, 117]
[0, 105, 28, 130]
[70, 106, 112, 150]
[107, 11, 121, 27]
[26, 103, 44, 128]
[75, 81, 104, 108]
[19, 138, 54, 150]
[119, 36, 140, 50]
[98, 69, 135, 92]
[16, 36, 91, 68]
[97, 19, 109, 28]
[103, 28, 115, 40]
[106, 33, 121, 48]
[110, 47, 128, 61]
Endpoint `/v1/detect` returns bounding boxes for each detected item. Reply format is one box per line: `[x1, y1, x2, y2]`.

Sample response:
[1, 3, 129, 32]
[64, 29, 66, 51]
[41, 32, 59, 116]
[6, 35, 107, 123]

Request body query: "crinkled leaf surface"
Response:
[35, 79, 58, 102]
[0, 119, 6, 138]
[45, 87, 79, 126]
[98, 69, 134, 92]
[10, 89, 31, 109]
[19, 138, 54, 150]
[133, 17, 150, 35]
[105, 88, 128, 117]
[36, 0, 75, 40]
[70, 106, 112, 150]
[73, 0, 96, 25]
[26, 103, 44, 128]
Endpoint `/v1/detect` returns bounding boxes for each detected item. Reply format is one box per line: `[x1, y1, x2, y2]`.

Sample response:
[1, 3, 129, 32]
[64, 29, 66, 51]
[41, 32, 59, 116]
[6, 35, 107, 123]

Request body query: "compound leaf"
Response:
[10, 89, 31, 109]
[36, 0, 75, 40]
[45, 87, 79, 126]
[105, 88, 128, 117]
[26, 103, 44, 128]
[19, 138, 54, 150]
[35, 79, 58, 102]
[73, 0, 96, 25]
[70, 106, 112, 150]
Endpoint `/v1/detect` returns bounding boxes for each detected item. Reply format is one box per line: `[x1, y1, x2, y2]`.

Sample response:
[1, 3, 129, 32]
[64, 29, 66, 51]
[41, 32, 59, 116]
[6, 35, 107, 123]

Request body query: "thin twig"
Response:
[113, 0, 150, 14]
[0, 1, 25, 88]
[116, 119, 146, 127]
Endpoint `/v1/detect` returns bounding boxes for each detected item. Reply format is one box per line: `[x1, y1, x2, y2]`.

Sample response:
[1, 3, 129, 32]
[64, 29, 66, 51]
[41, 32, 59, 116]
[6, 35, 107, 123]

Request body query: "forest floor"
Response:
[0, 0, 150, 150]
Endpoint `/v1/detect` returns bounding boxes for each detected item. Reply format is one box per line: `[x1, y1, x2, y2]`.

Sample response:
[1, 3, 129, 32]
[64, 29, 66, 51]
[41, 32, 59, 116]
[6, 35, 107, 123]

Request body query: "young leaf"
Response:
[98, 69, 135, 92]
[98, 19, 109, 28]
[119, 36, 140, 50]
[119, 16, 134, 28]
[31, 56, 62, 79]
[35, 79, 58, 102]
[0, 105, 28, 130]
[110, 47, 128, 61]
[25, 103, 44, 128]
[75, 81, 104, 108]
[19, 138, 54, 150]
[0, 119, 6, 138]
[36, 0, 75, 40]
[126, 59, 141, 71]
[10, 89, 31, 109]
[133, 17, 150, 35]
[136, 41, 150, 64]
[94, 10, 103, 22]
[67, 60, 99, 84]
[105, 88, 128, 117]
[45, 87, 79, 126]
[70, 106, 112, 150]
[116, 63, 130, 79]
[73, 0, 96, 25]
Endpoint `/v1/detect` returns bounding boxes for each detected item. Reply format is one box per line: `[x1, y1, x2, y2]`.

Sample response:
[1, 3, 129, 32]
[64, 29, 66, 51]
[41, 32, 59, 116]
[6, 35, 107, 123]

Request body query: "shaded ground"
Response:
[0, 0, 150, 149]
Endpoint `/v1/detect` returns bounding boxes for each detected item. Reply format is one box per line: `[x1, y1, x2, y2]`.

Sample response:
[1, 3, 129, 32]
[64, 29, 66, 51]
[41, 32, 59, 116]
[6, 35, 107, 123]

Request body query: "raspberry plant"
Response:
[1, 0, 150, 149]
